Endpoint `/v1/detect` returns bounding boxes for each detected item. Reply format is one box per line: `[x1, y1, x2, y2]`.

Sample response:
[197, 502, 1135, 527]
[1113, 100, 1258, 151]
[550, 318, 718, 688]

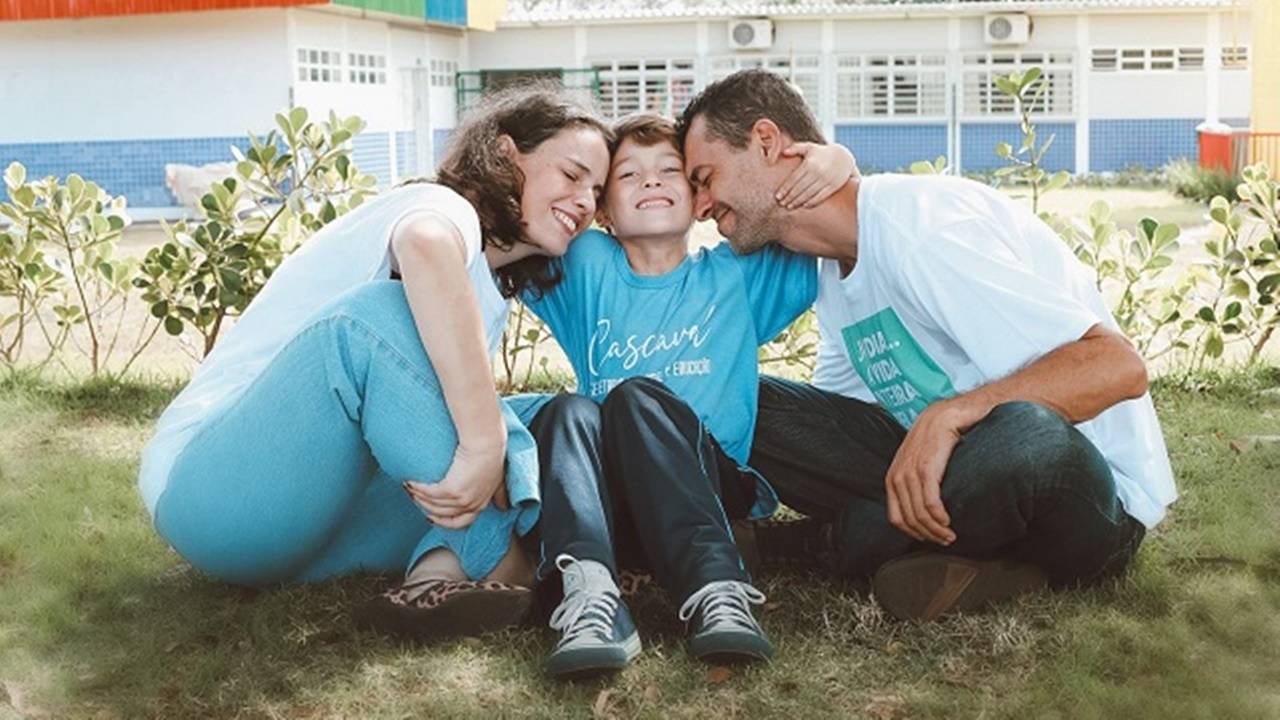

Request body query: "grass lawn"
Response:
[2, 369, 1279, 719]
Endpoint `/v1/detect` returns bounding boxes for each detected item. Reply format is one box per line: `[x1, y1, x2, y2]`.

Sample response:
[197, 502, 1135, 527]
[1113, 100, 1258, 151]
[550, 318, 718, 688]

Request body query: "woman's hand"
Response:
[405, 439, 509, 530]
[775, 142, 859, 210]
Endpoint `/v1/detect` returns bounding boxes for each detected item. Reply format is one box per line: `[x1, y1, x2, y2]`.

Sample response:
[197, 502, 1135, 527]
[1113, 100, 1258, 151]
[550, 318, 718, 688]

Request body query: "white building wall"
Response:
[829, 18, 949, 53]
[0, 8, 290, 143]
[290, 9, 400, 132]
[466, 25, 577, 68]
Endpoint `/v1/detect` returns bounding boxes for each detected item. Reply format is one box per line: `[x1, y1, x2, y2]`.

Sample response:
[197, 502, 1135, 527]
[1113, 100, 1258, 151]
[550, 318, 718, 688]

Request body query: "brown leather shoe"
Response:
[872, 553, 1048, 621]
[356, 577, 533, 641]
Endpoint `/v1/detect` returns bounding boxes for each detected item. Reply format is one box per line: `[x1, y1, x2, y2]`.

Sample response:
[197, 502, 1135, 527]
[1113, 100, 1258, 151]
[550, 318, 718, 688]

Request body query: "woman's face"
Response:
[509, 125, 610, 257]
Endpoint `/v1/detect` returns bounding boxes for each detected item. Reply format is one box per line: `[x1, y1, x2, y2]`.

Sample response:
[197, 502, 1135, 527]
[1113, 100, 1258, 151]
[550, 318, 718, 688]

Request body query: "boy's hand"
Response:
[775, 142, 859, 210]
[404, 442, 507, 530]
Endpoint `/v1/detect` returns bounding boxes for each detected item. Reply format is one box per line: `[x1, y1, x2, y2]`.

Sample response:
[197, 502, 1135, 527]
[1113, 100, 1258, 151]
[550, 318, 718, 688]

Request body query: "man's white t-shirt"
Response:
[812, 174, 1176, 529]
[138, 183, 509, 515]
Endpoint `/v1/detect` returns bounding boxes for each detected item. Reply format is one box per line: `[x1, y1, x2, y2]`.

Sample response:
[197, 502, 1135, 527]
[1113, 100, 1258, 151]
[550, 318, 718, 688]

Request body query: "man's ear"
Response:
[751, 119, 785, 164]
[496, 133, 518, 158]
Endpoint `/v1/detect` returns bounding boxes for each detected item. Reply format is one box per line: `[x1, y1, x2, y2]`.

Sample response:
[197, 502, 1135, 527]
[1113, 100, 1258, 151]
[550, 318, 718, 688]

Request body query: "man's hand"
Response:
[885, 401, 966, 545]
[405, 442, 508, 530]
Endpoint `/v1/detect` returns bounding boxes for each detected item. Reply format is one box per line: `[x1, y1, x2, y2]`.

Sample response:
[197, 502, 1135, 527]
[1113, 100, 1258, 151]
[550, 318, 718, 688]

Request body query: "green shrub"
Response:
[1165, 158, 1239, 203]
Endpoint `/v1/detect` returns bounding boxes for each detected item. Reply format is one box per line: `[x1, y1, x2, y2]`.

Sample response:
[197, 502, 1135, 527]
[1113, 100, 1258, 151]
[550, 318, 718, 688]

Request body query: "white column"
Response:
[820, 19, 835, 141]
[1075, 13, 1090, 174]
[421, 31, 435, 175]
[1205, 11, 1222, 125]
[573, 24, 587, 68]
[947, 16, 961, 173]
[695, 21, 709, 91]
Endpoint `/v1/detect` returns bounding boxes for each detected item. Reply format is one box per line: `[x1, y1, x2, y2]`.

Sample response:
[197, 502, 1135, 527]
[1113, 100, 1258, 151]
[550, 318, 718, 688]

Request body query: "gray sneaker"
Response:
[678, 580, 774, 664]
[543, 555, 641, 680]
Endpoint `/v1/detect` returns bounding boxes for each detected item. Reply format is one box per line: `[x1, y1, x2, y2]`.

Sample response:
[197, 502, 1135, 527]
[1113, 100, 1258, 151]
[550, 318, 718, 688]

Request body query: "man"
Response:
[677, 69, 1177, 621]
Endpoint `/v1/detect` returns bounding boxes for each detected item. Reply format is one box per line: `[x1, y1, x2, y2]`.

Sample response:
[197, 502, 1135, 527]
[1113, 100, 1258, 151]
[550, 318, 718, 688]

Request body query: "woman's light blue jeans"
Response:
[153, 281, 540, 587]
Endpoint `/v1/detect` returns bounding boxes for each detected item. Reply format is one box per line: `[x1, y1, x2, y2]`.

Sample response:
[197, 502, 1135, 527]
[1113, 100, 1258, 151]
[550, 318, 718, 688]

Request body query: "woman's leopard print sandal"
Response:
[356, 577, 533, 641]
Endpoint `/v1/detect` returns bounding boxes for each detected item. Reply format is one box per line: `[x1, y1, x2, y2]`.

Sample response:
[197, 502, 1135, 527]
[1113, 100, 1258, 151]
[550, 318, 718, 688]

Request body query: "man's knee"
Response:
[954, 400, 1113, 502]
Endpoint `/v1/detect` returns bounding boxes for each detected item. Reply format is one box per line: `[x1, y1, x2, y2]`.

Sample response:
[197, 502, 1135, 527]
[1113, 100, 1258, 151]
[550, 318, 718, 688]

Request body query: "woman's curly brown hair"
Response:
[429, 82, 610, 298]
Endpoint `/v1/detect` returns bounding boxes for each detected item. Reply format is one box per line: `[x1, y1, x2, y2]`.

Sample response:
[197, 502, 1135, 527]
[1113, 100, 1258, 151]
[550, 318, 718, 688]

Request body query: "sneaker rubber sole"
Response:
[872, 552, 1048, 621]
[543, 631, 642, 681]
[688, 629, 774, 665]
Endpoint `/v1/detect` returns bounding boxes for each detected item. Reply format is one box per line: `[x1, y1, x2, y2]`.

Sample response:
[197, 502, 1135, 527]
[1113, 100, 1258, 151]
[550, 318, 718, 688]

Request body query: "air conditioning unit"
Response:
[728, 19, 774, 50]
[984, 14, 1031, 45]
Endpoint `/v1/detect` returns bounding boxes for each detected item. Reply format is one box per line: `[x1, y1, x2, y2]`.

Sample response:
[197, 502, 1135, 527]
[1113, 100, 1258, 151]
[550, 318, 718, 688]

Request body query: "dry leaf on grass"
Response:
[2, 680, 50, 719]
[592, 688, 616, 719]
[705, 666, 734, 685]
[864, 692, 907, 720]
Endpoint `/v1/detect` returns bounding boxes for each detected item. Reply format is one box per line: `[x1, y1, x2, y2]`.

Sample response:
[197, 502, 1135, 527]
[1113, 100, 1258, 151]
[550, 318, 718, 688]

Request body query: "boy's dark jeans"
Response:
[527, 378, 752, 606]
[749, 376, 1145, 588]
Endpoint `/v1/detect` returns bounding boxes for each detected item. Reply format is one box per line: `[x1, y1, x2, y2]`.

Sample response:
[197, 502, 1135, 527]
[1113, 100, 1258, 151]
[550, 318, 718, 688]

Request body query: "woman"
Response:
[137, 84, 611, 639]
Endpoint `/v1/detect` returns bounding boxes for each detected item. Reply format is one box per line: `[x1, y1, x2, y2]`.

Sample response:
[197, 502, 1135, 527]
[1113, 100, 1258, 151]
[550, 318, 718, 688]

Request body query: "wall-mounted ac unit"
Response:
[984, 14, 1031, 45]
[728, 19, 774, 50]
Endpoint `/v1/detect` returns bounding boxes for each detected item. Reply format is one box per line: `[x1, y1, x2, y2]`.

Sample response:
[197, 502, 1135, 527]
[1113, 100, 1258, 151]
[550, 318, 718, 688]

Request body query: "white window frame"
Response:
[833, 52, 947, 123]
[962, 51, 1075, 120]
[1091, 46, 1207, 72]
[297, 48, 343, 84]
[348, 52, 387, 85]
[708, 54, 823, 116]
[430, 59, 458, 88]
[590, 58, 696, 120]
[1222, 46, 1249, 70]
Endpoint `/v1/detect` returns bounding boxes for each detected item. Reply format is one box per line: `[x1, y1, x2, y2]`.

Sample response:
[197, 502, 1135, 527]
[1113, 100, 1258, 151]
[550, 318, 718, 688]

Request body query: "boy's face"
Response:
[599, 137, 695, 241]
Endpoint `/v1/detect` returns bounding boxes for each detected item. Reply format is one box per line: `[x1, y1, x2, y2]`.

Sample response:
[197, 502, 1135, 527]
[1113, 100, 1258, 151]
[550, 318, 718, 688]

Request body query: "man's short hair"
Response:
[676, 69, 825, 150]
[610, 112, 680, 156]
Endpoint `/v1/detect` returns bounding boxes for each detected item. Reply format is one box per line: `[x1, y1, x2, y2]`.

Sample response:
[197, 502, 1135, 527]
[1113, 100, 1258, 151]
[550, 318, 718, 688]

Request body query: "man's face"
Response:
[683, 115, 783, 254]
[600, 137, 694, 241]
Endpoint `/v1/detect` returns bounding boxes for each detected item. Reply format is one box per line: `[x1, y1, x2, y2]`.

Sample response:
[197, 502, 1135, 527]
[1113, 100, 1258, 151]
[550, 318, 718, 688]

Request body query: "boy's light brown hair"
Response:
[609, 112, 681, 156]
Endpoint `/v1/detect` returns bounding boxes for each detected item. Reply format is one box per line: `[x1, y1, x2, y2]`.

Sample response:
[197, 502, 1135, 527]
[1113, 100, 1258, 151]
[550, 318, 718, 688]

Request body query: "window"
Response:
[1222, 46, 1249, 70]
[963, 51, 1074, 117]
[834, 53, 946, 119]
[1093, 47, 1206, 72]
[348, 52, 387, 85]
[709, 55, 822, 115]
[430, 59, 458, 88]
[592, 58, 696, 119]
[1178, 47, 1205, 69]
[296, 48, 342, 83]
[1091, 48, 1117, 71]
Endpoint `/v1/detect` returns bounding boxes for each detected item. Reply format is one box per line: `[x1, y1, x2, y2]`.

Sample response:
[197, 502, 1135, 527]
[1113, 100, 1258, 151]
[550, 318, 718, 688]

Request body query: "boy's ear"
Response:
[751, 119, 785, 164]
[496, 133, 518, 158]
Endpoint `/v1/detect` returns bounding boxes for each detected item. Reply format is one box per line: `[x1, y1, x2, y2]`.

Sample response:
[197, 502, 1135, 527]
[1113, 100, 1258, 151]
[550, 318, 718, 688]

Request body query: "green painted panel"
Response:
[330, 0, 423, 19]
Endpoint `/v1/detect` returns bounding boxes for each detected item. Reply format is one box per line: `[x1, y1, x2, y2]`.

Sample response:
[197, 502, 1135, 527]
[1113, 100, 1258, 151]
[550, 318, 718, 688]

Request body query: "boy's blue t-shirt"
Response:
[521, 229, 817, 519]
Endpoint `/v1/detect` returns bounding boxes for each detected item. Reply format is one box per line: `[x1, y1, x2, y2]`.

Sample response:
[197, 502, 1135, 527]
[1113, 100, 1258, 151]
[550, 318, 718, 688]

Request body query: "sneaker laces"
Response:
[548, 554, 620, 645]
[677, 580, 767, 633]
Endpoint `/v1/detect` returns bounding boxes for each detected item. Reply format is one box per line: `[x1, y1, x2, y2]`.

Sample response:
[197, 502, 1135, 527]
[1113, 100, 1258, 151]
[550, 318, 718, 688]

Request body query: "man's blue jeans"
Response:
[749, 376, 1145, 587]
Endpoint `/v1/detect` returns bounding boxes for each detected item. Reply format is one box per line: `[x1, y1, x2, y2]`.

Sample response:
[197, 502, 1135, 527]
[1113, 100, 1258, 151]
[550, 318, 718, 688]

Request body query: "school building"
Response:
[0, 0, 1268, 214]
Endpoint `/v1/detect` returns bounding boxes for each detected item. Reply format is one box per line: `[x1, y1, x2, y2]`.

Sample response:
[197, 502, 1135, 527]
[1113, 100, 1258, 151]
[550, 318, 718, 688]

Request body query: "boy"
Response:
[514, 113, 854, 678]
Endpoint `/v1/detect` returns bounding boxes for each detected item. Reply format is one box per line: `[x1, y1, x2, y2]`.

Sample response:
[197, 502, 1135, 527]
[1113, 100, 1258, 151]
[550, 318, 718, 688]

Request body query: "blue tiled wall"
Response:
[395, 130, 419, 179]
[962, 122, 1075, 173]
[352, 132, 392, 188]
[433, 128, 454, 166]
[0, 136, 253, 208]
[1089, 118, 1200, 172]
[833, 123, 947, 173]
